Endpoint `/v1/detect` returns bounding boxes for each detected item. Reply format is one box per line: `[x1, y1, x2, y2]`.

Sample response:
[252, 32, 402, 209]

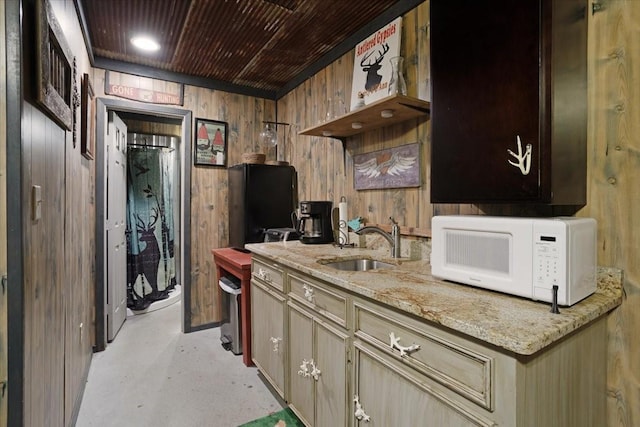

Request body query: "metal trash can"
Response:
[219, 276, 242, 355]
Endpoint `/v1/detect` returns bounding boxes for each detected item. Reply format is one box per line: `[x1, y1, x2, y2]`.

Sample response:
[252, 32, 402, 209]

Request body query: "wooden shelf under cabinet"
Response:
[299, 94, 430, 139]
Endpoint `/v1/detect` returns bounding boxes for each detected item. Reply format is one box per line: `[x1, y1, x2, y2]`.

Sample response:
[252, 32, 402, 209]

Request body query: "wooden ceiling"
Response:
[77, 0, 422, 98]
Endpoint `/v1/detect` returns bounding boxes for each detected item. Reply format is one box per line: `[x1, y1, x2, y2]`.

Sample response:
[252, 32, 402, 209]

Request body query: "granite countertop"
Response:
[246, 241, 624, 356]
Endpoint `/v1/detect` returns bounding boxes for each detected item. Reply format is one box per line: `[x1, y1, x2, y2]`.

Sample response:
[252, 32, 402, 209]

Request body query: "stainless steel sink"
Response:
[323, 258, 395, 271]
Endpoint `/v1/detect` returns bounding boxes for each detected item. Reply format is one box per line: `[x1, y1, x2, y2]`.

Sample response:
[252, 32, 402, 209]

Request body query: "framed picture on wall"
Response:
[80, 73, 95, 160]
[35, 0, 74, 130]
[354, 142, 421, 190]
[194, 118, 228, 167]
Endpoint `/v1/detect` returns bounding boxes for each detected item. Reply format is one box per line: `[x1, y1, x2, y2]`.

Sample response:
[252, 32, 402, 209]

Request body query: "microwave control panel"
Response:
[533, 236, 562, 287]
[532, 221, 567, 294]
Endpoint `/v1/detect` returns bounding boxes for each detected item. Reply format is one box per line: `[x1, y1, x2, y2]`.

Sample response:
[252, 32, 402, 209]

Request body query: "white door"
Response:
[106, 112, 128, 341]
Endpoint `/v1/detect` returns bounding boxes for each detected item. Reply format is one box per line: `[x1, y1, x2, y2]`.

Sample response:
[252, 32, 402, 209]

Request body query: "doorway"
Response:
[94, 98, 193, 351]
[125, 130, 180, 314]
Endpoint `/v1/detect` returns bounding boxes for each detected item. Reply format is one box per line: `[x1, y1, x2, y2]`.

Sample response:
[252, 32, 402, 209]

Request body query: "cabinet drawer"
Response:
[354, 301, 493, 410]
[289, 273, 348, 328]
[252, 257, 285, 292]
[353, 342, 496, 427]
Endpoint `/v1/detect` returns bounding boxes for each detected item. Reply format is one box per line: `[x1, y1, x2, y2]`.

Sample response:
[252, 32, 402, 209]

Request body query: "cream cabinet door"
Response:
[251, 279, 286, 398]
[289, 303, 314, 425]
[353, 343, 495, 427]
[288, 302, 349, 427]
[314, 317, 349, 427]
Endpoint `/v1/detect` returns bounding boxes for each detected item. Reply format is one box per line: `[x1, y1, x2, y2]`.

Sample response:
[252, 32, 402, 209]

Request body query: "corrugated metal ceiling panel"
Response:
[79, 0, 403, 93]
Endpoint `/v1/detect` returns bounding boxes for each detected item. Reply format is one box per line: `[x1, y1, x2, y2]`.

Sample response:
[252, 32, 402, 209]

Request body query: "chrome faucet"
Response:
[355, 217, 401, 258]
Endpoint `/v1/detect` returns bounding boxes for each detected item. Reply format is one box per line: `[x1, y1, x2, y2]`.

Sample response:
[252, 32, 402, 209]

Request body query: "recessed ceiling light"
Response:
[131, 36, 160, 52]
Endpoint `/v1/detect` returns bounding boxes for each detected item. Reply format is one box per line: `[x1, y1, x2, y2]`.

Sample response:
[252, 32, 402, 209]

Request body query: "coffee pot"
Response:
[297, 201, 334, 244]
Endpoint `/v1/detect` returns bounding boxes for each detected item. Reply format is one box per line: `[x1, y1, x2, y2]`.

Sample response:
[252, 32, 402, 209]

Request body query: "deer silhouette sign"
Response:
[360, 43, 389, 91]
[128, 207, 162, 301]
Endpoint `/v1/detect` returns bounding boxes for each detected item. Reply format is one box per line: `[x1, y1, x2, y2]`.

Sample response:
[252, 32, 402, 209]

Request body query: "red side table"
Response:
[212, 247, 253, 367]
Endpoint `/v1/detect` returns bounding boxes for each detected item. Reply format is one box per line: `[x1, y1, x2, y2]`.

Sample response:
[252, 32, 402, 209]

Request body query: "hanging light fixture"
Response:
[260, 122, 278, 147]
[260, 121, 291, 147]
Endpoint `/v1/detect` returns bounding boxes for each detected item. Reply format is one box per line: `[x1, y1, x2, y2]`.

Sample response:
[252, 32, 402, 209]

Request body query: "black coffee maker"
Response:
[298, 201, 334, 244]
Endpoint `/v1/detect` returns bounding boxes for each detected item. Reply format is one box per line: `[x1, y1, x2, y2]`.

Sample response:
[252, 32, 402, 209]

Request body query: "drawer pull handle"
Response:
[353, 395, 371, 422]
[389, 332, 420, 357]
[256, 268, 271, 282]
[298, 358, 321, 381]
[303, 284, 315, 302]
[269, 336, 282, 353]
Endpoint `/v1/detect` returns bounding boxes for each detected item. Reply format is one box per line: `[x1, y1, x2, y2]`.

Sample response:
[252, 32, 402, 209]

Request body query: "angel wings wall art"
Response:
[353, 143, 421, 190]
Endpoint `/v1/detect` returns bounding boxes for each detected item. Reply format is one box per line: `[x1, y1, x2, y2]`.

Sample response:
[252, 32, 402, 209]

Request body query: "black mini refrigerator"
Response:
[228, 163, 298, 247]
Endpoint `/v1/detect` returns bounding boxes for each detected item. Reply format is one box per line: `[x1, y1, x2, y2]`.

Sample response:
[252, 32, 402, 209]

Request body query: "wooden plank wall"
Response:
[57, 0, 96, 420]
[278, 1, 640, 426]
[20, 0, 95, 425]
[0, 1, 8, 424]
[93, 69, 276, 327]
[188, 91, 275, 326]
[124, 120, 181, 138]
[22, 103, 67, 427]
[12, 0, 637, 425]
[587, 2, 640, 426]
[278, 2, 479, 235]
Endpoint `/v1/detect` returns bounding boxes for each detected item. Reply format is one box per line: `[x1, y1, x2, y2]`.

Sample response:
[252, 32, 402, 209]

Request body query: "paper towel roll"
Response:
[338, 197, 349, 245]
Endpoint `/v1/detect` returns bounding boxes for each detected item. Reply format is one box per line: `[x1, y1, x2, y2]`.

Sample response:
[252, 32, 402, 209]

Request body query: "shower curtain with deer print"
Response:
[126, 147, 177, 311]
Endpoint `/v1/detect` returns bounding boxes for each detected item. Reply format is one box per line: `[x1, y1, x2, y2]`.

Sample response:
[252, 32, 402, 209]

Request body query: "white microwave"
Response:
[430, 216, 597, 306]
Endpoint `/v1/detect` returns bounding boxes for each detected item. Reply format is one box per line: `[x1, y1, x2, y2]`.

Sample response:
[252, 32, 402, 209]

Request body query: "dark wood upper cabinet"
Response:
[430, 0, 588, 205]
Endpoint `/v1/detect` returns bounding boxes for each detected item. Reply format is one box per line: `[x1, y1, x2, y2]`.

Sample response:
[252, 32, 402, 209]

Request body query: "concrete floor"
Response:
[75, 300, 283, 427]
